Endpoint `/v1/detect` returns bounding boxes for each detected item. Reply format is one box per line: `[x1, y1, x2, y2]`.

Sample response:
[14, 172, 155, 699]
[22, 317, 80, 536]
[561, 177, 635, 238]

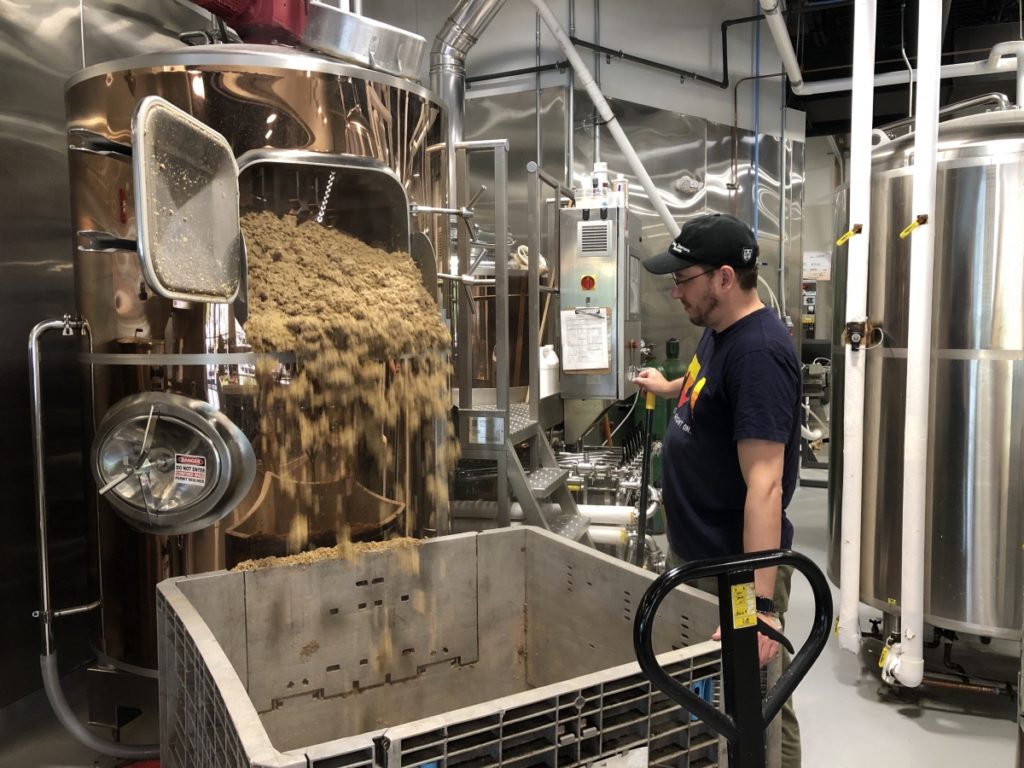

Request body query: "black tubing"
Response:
[634, 395, 656, 567]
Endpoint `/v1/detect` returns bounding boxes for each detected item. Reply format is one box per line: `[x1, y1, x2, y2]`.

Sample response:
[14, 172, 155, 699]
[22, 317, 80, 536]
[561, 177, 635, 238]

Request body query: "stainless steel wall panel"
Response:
[705, 121, 744, 222]
[574, 97, 708, 365]
[574, 93, 707, 258]
[465, 87, 566, 248]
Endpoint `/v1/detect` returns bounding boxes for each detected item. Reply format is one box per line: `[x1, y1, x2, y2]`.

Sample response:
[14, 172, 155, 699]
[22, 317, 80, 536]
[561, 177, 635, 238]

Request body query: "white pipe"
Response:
[759, 0, 804, 90]
[760, 0, 1020, 96]
[530, 0, 680, 237]
[578, 504, 636, 525]
[589, 525, 628, 546]
[836, 0, 877, 656]
[452, 500, 637, 526]
[883, 3, 943, 691]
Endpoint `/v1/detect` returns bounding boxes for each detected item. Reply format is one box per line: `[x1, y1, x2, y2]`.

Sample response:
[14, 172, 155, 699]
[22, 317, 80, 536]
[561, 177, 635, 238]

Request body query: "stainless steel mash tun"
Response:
[31, 13, 453, 753]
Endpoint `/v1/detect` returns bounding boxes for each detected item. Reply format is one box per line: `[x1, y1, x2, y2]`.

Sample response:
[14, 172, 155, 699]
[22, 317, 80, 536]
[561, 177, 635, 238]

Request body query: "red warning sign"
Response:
[174, 453, 207, 486]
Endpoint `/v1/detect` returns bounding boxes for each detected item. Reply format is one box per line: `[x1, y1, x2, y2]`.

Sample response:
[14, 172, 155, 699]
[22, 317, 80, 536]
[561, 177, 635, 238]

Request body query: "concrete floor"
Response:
[0, 473, 1019, 766]
[786, 471, 1018, 767]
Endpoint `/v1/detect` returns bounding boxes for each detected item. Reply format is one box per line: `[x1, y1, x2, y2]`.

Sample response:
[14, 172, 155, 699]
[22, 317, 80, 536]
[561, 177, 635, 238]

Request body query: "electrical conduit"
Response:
[836, 0, 877, 655]
[883, 0, 943, 690]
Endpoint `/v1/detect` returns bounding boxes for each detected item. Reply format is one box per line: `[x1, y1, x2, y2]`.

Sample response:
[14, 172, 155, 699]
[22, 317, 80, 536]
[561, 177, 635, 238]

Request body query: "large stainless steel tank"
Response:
[64, 45, 447, 668]
[829, 109, 1024, 639]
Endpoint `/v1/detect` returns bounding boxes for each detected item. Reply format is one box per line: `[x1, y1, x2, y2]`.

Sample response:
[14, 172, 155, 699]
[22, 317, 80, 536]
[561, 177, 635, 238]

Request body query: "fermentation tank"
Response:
[63, 45, 448, 672]
[829, 109, 1024, 639]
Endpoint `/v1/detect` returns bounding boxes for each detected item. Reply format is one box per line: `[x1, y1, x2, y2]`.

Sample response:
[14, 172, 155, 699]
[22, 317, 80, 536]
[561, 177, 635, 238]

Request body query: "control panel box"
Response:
[558, 206, 641, 399]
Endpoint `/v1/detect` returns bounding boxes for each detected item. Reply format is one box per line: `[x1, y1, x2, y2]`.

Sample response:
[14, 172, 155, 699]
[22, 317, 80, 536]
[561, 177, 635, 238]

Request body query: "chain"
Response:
[315, 171, 336, 224]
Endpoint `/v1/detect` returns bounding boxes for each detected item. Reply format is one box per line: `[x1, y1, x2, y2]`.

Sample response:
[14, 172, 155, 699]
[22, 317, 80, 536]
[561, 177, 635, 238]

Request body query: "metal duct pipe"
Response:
[430, 0, 509, 204]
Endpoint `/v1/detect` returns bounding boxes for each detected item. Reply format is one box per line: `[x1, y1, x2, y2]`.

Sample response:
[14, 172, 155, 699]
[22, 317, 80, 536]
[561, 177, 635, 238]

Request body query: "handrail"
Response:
[878, 92, 1012, 135]
[30, 316, 159, 760]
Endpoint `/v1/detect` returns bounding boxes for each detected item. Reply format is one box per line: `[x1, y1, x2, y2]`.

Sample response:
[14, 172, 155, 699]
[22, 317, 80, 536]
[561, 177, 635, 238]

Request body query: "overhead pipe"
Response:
[882, 0, 943, 690]
[530, 0, 679, 237]
[836, 0, 877, 656]
[759, 0, 1021, 96]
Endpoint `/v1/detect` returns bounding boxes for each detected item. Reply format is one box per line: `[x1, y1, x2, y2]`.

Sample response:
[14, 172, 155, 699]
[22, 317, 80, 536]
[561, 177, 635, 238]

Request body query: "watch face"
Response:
[97, 412, 220, 515]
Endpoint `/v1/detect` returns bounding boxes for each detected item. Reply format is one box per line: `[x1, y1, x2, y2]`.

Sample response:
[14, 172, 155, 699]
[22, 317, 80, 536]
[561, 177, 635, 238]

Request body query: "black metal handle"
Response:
[633, 549, 833, 746]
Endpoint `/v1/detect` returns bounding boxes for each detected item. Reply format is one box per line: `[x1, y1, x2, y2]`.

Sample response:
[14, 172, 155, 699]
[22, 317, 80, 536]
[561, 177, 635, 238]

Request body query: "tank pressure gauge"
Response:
[92, 392, 256, 535]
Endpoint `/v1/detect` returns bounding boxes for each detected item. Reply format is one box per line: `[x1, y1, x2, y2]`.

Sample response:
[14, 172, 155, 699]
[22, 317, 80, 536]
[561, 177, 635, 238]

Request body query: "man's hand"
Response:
[711, 613, 782, 668]
[631, 367, 680, 398]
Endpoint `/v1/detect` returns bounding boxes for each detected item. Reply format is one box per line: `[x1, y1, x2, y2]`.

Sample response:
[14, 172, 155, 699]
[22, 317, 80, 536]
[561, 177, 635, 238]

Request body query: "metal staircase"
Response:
[445, 143, 588, 542]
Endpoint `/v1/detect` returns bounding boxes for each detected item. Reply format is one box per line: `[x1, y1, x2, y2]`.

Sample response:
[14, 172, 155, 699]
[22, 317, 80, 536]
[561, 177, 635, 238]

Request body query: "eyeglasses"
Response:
[671, 268, 717, 286]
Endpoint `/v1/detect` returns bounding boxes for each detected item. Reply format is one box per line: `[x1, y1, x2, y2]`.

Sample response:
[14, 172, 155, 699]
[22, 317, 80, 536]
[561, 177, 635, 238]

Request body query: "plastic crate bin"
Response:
[157, 526, 723, 768]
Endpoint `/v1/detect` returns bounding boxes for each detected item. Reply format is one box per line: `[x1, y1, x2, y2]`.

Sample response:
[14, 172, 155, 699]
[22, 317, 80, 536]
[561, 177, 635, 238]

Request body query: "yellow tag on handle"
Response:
[645, 391, 657, 411]
[731, 583, 757, 629]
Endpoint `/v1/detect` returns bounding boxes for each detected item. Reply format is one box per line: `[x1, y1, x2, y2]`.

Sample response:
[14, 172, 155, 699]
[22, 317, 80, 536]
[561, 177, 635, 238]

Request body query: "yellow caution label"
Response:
[731, 583, 757, 630]
[886, 597, 897, 607]
[878, 645, 889, 669]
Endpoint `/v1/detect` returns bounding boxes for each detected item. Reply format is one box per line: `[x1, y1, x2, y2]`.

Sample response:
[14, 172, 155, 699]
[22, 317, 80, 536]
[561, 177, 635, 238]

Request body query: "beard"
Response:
[684, 291, 719, 327]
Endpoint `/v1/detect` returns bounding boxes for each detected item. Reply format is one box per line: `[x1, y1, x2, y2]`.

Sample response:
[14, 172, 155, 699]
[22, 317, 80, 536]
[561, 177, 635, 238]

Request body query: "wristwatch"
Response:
[755, 595, 777, 615]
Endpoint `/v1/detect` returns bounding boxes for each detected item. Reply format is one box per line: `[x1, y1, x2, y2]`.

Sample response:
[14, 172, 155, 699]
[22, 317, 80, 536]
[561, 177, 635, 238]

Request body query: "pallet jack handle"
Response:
[633, 549, 833, 767]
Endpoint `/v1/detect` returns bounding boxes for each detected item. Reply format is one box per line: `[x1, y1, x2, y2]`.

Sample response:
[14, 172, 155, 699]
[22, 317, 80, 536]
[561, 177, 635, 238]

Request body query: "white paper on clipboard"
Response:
[560, 307, 610, 372]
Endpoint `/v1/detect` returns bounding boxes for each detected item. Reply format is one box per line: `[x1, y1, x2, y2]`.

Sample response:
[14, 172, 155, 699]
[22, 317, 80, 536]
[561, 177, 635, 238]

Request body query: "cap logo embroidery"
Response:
[742, 247, 753, 262]
[670, 242, 690, 255]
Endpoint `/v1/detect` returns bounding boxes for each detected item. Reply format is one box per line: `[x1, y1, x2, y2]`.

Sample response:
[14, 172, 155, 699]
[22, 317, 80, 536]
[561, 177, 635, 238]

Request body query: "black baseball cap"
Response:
[643, 214, 759, 274]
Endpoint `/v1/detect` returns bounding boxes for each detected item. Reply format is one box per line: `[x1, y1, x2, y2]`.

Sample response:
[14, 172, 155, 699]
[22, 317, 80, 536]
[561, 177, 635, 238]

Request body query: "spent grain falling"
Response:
[240, 211, 454, 557]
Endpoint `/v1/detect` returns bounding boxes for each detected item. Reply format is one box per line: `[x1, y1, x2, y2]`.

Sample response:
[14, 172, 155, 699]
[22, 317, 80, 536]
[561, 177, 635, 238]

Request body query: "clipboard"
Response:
[560, 307, 611, 373]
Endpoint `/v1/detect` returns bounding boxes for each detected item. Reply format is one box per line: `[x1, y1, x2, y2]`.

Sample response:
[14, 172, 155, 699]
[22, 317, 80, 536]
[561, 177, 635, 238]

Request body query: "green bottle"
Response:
[661, 338, 686, 432]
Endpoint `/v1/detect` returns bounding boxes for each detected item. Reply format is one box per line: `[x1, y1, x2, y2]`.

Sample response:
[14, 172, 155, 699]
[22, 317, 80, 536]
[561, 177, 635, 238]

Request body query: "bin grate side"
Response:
[158, 591, 249, 768]
[393, 649, 722, 768]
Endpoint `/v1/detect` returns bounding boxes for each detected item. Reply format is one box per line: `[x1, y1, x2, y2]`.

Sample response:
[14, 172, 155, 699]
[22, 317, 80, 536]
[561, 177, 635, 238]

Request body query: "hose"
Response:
[633, 391, 657, 567]
[40, 653, 159, 760]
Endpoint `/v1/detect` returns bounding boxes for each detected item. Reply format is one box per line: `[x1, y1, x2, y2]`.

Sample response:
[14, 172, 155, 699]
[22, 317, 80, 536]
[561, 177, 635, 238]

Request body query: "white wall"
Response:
[366, 0, 804, 140]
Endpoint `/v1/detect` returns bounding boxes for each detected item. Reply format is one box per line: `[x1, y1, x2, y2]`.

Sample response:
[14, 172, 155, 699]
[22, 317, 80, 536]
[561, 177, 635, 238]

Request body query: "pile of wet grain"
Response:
[239, 211, 454, 557]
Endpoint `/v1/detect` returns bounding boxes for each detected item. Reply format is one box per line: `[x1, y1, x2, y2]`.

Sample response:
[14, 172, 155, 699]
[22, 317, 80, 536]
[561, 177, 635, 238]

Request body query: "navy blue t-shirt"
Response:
[661, 307, 800, 561]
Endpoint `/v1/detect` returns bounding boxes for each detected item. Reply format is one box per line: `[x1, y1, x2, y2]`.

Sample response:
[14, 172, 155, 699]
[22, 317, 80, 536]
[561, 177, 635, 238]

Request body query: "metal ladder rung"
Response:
[508, 418, 539, 445]
[525, 467, 569, 498]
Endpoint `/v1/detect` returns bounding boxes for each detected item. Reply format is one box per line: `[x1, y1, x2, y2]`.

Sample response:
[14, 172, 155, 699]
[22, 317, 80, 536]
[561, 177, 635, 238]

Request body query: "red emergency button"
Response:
[580, 274, 596, 291]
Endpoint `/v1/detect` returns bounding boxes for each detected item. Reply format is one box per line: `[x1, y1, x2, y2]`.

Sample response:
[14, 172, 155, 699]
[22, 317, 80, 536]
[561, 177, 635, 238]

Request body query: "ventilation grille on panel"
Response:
[577, 221, 613, 257]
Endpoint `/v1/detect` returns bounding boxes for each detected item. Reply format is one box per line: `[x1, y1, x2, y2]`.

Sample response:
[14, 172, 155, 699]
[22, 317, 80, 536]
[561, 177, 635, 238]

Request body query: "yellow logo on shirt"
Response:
[678, 354, 707, 412]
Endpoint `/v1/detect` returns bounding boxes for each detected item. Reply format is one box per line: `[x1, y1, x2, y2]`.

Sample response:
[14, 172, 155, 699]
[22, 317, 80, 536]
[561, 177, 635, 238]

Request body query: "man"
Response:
[632, 213, 802, 767]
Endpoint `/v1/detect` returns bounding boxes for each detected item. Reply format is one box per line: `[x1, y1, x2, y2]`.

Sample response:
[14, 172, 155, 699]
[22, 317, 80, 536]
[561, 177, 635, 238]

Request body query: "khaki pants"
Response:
[667, 552, 802, 768]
